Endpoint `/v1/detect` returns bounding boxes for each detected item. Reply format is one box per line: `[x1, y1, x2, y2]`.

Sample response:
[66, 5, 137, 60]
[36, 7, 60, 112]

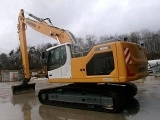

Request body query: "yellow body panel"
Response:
[71, 58, 84, 78]
[116, 42, 148, 82]
[48, 41, 148, 83]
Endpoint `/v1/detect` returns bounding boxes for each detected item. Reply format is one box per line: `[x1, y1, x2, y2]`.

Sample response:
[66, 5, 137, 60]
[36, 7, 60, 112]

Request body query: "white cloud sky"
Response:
[0, 0, 160, 53]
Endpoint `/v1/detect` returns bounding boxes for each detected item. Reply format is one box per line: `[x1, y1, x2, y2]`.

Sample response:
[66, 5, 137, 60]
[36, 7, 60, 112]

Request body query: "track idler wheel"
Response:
[123, 83, 138, 99]
[101, 91, 124, 113]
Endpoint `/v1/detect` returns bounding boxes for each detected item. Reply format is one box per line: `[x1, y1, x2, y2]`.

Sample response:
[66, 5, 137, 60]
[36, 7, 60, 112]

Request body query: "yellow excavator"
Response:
[12, 9, 148, 113]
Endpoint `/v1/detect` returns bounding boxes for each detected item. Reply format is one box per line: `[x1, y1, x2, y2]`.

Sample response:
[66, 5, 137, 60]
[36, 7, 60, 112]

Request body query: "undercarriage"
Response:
[38, 83, 137, 113]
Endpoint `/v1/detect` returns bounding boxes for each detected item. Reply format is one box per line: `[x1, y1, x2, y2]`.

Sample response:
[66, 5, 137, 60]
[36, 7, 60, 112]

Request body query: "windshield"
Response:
[47, 45, 67, 71]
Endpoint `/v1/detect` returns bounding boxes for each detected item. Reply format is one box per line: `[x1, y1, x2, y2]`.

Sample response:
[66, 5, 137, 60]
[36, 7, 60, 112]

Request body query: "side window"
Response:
[48, 45, 67, 71]
[86, 52, 114, 75]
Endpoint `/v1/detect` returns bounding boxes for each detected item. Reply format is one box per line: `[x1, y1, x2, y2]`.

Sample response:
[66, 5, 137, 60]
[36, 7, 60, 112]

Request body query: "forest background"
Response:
[0, 28, 159, 70]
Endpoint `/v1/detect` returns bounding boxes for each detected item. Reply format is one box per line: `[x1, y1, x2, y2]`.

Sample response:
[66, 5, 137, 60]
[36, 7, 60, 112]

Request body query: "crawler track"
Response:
[38, 83, 137, 113]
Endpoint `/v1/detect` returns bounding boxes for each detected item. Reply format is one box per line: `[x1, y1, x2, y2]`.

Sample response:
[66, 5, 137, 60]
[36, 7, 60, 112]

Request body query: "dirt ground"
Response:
[0, 76, 160, 120]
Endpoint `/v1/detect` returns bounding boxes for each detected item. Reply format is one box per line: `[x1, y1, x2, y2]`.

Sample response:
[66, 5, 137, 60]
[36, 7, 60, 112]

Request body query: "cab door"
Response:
[47, 44, 71, 79]
[47, 46, 61, 78]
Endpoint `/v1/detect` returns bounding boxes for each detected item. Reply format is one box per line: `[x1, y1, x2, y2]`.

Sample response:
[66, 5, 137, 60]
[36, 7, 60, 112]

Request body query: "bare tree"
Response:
[129, 32, 141, 43]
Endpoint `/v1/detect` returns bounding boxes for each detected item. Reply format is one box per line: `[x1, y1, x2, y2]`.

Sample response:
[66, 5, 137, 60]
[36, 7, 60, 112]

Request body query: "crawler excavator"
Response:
[12, 9, 148, 113]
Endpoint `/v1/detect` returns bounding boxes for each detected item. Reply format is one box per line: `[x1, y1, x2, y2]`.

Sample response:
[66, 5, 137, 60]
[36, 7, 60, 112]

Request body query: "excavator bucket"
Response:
[11, 83, 35, 95]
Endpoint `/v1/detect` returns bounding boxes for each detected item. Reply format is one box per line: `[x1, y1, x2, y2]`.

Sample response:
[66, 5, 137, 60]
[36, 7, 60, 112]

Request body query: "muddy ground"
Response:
[0, 76, 160, 120]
